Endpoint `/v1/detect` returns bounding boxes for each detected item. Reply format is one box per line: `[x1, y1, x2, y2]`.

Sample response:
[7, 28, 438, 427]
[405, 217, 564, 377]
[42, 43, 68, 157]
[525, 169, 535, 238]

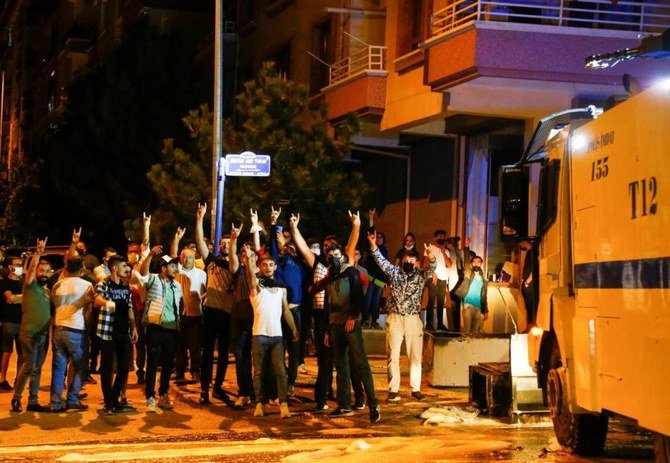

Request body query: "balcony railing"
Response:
[329, 45, 387, 86]
[431, 0, 670, 37]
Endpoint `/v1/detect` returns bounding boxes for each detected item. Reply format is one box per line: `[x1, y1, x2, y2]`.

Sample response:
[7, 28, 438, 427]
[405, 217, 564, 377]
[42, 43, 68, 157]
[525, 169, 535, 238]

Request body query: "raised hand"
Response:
[348, 210, 361, 227]
[424, 243, 433, 259]
[289, 213, 300, 229]
[36, 237, 48, 255]
[368, 208, 376, 219]
[465, 236, 471, 248]
[150, 245, 163, 256]
[231, 222, 243, 242]
[71, 227, 82, 244]
[175, 227, 186, 241]
[250, 209, 259, 227]
[270, 206, 282, 225]
[143, 212, 152, 227]
[367, 230, 376, 249]
[196, 203, 207, 221]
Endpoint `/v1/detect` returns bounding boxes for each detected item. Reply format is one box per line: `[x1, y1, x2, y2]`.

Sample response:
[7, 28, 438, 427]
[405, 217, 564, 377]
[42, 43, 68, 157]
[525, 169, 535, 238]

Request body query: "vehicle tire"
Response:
[546, 341, 608, 456]
[655, 433, 670, 463]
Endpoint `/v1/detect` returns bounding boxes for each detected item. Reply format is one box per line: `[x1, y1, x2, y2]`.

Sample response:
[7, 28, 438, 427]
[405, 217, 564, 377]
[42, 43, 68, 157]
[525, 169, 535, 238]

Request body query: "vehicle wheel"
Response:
[546, 344, 608, 456]
[655, 433, 670, 463]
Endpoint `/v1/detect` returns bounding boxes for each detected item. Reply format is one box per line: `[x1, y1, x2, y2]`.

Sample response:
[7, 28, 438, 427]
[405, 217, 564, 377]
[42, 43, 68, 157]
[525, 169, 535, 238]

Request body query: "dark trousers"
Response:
[426, 279, 447, 328]
[282, 307, 301, 386]
[145, 325, 178, 399]
[12, 331, 47, 404]
[99, 335, 132, 408]
[363, 283, 384, 323]
[312, 310, 332, 405]
[330, 321, 378, 410]
[175, 315, 202, 377]
[87, 307, 100, 372]
[230, 317, 253, 397]
[134, 311, 146, 374]
[298, 303, 312, 364]
[200, 307, 231, 393]
[252, 335, 288, 404]
[450, 293, 462, 332]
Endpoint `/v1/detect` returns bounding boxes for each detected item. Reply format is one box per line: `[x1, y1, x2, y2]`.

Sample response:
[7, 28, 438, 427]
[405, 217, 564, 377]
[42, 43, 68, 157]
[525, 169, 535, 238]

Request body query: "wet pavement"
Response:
[0, 351, 655, 462]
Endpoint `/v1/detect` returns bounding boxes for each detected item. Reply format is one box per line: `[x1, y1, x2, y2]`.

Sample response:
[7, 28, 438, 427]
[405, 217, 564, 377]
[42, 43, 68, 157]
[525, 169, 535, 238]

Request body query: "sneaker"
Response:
[253, 403, 265, 417]
[371, 322, 382, 330]
[199, 392, 211, 405]
[353, 401, 366, 410]
[157, 394, 174, 410]
[312, 403, 329, 414]
[137, 371, 146, 385]
[298, 364, 307, 374]
[78, 392, 89, 400]
[26, 403, 48, 412]
[66, 402, 89, 412]
[386, 392, 401, 402]
[411, 391, 426, 401]
[287, 385, 295, 397]
[102, 406, 115, 416]
[212, 387, 233, 406]
[235, 396, 251, 408]
[279, 402, 291, 419]
[369, 404, 381, 423]
[328, 408, 354, 418]
[84, 375, 97, 385]
[0, 380, 12, 391]
[437, 324, 448, 331]
[146, 397, 157, 413]
[10, 399, 22, 413]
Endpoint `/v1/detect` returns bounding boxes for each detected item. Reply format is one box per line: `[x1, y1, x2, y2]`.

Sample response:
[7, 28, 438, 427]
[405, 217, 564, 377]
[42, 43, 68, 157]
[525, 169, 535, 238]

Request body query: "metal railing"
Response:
[329, 45, 387, 86]
[431, 0, 670, 37]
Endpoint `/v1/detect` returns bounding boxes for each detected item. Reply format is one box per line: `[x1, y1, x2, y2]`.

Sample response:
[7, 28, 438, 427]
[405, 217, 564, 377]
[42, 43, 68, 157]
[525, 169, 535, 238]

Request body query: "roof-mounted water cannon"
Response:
[585, 28, 670, 70]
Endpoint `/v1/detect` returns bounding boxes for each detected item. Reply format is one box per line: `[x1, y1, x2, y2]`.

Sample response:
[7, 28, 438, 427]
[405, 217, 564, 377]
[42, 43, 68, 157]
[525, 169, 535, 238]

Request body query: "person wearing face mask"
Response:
[10, 238, 52, 413]
[368, 230, 436, 402]
[455, 244, 489, 334]
[0, 255, 25, 391]
[425, 230, 453, 331]
[394, 232, 416, 266]
[194, 203, 236, 407]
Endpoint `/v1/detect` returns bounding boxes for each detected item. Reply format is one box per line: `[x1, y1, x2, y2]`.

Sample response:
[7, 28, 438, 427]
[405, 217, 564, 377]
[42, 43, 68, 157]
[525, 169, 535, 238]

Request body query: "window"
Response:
[273, 42, 292, 81]
[396, 0, 433, 58]
[310, 18, 333, 94]
[537, 159, 560, 237]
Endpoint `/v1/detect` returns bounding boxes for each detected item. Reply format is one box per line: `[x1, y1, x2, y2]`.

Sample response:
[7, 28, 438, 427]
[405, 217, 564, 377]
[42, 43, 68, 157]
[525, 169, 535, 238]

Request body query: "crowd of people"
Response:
[0, 205, 489, 422]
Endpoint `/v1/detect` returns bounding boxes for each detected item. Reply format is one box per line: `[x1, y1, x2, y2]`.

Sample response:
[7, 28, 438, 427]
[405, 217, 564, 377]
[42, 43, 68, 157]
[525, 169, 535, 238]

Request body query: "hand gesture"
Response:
[175, 227, 186, 241]
[71, 227, 82, 244]
[367, 230, 376, 249]
[348, 210, 361, 228]
[150, 245, 163, 256]
[345, 319, 356, 333]
[231, 222, 243, 242]
[196, 203, 207, 221]
[465, 236, 471, 248]
[36, 237, 48, 255]
[142, 212, 152, 227]
[424, 243, 433, 259]
[131, 329, 139, 344]
[368, 208, 376, 219]
[289, 213, 300, 229]
[249, 209, 259, 227]
[292, 329, 299, 342]
[270, 206, 282, 225]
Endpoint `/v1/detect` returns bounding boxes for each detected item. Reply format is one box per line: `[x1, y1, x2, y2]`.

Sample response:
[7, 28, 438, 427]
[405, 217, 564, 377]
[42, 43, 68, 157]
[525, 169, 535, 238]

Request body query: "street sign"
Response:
[225, 150, 271, 177]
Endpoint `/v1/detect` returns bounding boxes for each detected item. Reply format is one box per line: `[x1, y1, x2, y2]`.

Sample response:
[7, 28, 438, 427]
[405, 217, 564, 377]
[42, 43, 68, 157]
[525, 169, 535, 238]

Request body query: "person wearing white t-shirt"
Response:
[424, 229, 453, 331]
[243, 252, 298, 419]
[171, 231, 207, 382]
[50, 257, 96, 412]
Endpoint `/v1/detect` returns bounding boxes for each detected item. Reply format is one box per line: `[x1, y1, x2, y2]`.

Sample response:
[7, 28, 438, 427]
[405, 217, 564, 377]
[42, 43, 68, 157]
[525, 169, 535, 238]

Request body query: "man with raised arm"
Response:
[368, 230, 436, 402]
[242, 240, 298, 419]
[10, 237, 52, 413]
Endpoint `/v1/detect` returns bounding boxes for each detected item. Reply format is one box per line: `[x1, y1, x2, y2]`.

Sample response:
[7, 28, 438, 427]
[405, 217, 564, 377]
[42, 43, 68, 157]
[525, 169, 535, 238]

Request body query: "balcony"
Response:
[322, 45, 388, 122]
[423, 0, 670, 95]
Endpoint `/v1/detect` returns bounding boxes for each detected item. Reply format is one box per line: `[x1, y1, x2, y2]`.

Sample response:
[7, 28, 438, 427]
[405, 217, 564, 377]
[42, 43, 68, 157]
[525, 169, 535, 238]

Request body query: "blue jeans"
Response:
[50, 327, 88, 408]
[231, 317, 253, 397]
[363, 283, 384, 324]
[252, 336, 288, 404]
[12, 331, 47, 404]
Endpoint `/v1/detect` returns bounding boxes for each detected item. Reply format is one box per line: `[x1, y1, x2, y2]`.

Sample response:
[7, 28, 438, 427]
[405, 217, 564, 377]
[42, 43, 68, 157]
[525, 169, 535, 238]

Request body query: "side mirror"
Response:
[499, 165, 529, 240]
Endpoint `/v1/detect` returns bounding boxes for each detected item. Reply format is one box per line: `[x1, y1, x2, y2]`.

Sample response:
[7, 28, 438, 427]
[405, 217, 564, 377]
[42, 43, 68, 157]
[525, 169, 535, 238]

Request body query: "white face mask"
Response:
[13, 266, 23, 277]
[404, 245, 414, 250]
[310, 247, 321, 256]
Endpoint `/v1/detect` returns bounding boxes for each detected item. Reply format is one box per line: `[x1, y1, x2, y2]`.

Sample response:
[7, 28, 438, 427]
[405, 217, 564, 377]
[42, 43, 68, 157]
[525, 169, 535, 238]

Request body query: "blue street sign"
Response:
[225, 150, 271, 177]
